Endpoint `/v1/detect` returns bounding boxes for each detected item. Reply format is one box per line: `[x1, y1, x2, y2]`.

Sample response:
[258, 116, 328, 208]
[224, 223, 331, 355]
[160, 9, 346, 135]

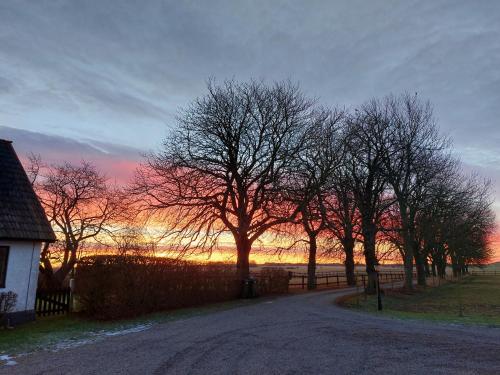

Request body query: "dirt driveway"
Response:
[2, 288, 499, 374]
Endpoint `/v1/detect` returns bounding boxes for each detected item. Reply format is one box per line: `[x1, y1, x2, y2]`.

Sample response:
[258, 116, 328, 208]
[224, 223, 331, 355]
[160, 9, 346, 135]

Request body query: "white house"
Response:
[0, 139, 55, 325]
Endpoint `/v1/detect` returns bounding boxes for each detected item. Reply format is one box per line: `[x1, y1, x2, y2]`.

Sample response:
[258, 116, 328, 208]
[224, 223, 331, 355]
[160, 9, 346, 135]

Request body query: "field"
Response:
[255, 261, 500, 276]
[340, 275, 500, 326]
[253, 263, 404, 273]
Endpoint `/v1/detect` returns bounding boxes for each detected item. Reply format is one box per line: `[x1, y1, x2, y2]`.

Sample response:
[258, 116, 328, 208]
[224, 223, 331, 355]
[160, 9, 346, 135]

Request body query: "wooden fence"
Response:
[288, 271, 411, 289]
[35, 288, 71, 317]
[469, 270, 500, 276]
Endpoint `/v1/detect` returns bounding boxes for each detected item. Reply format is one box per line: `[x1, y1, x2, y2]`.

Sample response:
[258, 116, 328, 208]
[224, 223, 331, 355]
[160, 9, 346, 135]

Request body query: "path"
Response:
[2, 287, 499, 374]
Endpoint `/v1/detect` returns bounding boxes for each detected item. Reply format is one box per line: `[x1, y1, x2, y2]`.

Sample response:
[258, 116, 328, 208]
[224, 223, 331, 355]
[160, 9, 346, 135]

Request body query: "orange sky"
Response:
[18, 149, 500, 265]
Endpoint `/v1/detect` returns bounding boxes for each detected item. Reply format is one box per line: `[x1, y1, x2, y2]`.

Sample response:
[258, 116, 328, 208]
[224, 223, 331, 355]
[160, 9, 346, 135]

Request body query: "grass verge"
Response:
[339, 275, 500, 326]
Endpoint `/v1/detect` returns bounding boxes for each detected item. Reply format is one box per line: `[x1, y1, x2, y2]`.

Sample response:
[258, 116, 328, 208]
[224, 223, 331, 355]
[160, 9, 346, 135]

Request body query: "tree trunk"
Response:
[343, 237, 356, 286]
[401, 226, 414, 291]
[403, 250, 413, 291]
[451, 256, 459, 278]
[414, 250, 426, 287]
[307, 233, 317, 290]
[38, 242, 68, 289]
[437, 256, 447, 278]
[38, 267, 60, 289]
[53, 259, 77, 286]
[361, 221, 377, 294]
[424, 258, 430, 277]
[236, 236, 251, 280]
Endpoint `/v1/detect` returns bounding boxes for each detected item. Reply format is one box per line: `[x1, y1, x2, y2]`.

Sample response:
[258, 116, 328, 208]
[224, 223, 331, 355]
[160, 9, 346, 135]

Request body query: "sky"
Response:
[0, 0, 499, 260]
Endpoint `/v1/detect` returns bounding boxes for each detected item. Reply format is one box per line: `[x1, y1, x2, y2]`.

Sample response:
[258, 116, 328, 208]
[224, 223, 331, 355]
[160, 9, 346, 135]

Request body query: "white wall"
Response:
[0, 240, 41, 312]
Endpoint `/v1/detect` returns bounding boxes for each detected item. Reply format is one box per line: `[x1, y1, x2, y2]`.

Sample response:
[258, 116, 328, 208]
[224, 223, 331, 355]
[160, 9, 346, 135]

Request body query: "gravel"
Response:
[2, 288, 499, 375]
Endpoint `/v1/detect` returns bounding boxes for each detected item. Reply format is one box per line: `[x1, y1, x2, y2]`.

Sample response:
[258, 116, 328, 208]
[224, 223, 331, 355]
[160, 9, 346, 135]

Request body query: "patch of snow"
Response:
[50, 338, 96, 352]
[0, 354, 17, 366]
[103, 324, 152, 337]
[47, 324, 153, 353]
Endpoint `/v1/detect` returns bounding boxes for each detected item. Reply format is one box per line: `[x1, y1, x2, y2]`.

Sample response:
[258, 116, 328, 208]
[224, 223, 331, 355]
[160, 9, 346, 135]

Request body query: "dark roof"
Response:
[0, 139, 56, 242]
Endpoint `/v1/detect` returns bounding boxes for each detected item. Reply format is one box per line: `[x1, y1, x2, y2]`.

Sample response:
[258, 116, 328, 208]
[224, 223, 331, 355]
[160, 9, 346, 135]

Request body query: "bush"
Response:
[0, 291, 17, 327]
[75, 256, 243, 320]
[255, 268, 290, 295]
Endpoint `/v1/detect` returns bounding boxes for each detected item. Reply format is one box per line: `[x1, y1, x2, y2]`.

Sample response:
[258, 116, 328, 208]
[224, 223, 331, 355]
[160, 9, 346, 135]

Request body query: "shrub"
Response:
[0, 291, 17, 327]
[255, 268, 290, 295]
[75, 255, 243, 320]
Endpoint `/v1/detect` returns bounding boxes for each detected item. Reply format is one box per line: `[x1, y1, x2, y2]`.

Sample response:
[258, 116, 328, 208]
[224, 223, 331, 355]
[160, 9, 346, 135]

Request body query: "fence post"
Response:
[69, 278, 75, 313]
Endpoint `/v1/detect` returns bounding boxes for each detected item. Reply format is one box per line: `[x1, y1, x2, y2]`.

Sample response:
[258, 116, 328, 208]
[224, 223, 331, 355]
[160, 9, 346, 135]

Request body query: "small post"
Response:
[375, 270, 382, 311]
[69, 278, 75, 313]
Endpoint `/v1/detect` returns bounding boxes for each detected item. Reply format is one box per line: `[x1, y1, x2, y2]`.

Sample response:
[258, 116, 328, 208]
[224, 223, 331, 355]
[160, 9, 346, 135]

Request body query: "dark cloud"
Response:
[0, 1, 498, 144]
[0, 1, 499, 216]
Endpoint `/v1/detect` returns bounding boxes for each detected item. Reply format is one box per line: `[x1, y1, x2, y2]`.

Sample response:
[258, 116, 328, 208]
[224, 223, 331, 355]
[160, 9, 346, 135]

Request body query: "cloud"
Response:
[0, 0, 499, 258]
[0, 126, 142, 184]
[0, 1, 498, 148]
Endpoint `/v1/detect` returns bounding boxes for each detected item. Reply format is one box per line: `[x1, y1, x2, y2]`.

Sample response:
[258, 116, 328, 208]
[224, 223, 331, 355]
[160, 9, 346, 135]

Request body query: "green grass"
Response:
[0, 298, 258, 355]
[341, 275, 500, 326]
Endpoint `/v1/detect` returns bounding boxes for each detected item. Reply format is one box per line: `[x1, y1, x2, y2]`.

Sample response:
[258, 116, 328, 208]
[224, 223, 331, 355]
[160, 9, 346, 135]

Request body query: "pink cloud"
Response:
[1, 126, 142, 185]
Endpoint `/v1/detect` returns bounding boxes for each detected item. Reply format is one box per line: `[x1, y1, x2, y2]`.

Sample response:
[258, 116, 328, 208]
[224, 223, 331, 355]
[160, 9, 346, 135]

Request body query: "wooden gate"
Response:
[35, 288, 71, 317]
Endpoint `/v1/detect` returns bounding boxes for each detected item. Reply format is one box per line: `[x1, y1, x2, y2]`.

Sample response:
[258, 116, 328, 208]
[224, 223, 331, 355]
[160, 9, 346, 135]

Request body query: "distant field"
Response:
[255, 262, 500, 275]
[252, 264, 404, 274]
[340, 275, 500, 326]
[470, 262, 500, 272]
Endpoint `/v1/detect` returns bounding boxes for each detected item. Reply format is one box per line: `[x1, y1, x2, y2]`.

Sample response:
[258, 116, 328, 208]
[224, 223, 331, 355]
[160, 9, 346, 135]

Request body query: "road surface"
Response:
[2, 288, 500, 374]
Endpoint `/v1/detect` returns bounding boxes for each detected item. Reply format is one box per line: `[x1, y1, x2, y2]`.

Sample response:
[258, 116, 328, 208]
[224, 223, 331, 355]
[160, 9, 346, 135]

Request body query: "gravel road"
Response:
[2, 287, 500, 375]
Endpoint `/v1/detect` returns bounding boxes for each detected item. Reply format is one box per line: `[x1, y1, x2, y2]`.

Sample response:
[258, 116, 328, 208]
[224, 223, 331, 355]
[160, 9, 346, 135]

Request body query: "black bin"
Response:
[241, 277, 258, 298]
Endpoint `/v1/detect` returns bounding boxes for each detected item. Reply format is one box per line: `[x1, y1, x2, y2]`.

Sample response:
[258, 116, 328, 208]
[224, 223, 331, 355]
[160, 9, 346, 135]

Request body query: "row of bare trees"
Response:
[29, 80, 496, 292]
[133, 80, 495, 292]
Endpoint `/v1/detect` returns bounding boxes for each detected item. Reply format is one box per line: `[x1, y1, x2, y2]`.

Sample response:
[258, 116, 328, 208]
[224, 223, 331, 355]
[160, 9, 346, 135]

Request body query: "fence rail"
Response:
[288, 271, 414, 289]
[35, 288, 71, 317]
[469, 270, 500, 276]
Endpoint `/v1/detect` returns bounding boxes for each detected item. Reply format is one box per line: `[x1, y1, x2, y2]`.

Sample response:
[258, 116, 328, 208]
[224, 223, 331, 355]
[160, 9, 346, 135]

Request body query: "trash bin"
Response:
[242, 277, 257, 298]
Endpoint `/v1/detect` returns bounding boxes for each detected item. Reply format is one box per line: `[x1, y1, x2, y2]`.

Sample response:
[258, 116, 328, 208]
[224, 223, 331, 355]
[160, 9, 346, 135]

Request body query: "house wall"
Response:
[0, 240, 41, 314]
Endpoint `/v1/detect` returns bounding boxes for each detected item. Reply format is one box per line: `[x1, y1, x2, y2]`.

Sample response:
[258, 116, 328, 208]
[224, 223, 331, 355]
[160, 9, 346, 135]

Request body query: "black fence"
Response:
[35, 288, 71, 317]
[288, 271, 412, 289]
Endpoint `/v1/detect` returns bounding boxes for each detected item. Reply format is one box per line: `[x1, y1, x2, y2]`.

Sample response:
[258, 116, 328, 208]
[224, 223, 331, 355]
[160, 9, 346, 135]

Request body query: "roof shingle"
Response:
[0, 139, 56, 242]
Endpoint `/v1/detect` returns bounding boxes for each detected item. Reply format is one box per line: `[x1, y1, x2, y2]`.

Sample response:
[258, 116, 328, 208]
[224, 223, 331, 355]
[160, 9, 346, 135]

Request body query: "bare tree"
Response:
[32, 160, 123, 287]
[282, 109, 344, 289]
[444, 174, 495, 275]
[132, 80, 314, 279]
[107, 225, 158, 257]
[324, 167, 360, 286]
[417, 164, 496, 278]
[344, 102, 392, 293]
[26, 153, 43, 186]
[378, 93, 449, 289]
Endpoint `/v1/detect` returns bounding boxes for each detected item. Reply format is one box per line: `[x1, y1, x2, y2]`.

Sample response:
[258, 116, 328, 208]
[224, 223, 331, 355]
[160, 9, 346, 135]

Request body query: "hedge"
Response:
[74, 255, 288, 320]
